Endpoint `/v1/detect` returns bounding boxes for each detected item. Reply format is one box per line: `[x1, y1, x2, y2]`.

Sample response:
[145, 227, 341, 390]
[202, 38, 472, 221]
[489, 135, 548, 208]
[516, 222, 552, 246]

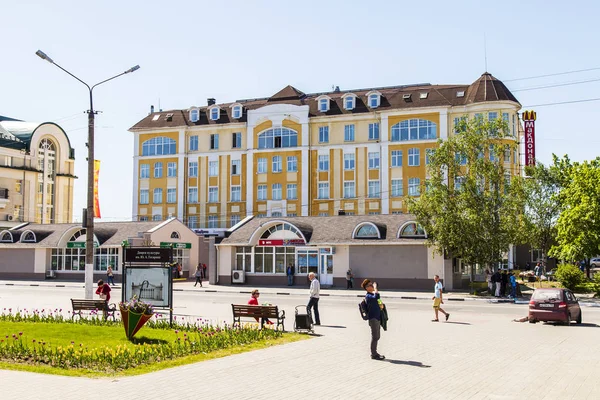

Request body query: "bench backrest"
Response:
[71, 299, 109, 311]
[232, 304, 279, 319]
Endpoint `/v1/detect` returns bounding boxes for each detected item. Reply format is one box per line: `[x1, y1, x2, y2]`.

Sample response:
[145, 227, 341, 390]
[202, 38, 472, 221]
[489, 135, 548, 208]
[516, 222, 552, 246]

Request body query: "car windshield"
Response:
[532, 290, 562, 301]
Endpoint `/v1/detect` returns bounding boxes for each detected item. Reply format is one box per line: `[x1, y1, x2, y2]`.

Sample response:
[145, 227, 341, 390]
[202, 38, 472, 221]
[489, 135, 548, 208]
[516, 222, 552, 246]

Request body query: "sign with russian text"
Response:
[523, 110, 536, 167]
[94, 160, 101, 218]
[125, 248, 172, 263]
[66, 241, 98, 248]
[160, 242, 192, 249]
[258, 238, 306, 246]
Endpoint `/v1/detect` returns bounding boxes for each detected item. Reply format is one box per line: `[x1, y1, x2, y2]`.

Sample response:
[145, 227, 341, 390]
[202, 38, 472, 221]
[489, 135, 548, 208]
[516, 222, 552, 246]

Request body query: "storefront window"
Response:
[238, 246, 297, 274]
[51, 247, 120, 271]
[297, 248, 318, 275]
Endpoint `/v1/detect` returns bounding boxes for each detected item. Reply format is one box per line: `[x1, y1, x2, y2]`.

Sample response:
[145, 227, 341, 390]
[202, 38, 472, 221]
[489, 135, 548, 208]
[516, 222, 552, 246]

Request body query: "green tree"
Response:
[549, 157, 600, 278]
[408, 116, 526, 291]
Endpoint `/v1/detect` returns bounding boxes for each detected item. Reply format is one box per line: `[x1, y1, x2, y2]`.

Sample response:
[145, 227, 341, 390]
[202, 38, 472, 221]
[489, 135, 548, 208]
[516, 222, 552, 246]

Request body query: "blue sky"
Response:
[1, 0, 598, 222]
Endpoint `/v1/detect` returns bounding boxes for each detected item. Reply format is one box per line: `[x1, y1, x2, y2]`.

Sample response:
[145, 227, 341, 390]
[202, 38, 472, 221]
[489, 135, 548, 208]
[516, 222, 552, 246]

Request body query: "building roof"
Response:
[129, 72, 520, 131]
[0, 116, 75, 157]
[220, 214, 427, 246]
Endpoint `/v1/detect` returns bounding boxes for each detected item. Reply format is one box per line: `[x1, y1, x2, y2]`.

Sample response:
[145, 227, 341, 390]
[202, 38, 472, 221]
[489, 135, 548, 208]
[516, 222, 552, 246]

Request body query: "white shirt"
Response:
[434, 281, 443, 298]
[310, 278, 320, 298]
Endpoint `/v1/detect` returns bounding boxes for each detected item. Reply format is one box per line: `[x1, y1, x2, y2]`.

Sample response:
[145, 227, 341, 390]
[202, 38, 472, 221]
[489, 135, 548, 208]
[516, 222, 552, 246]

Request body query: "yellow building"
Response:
[129, 73, 521, 228]
[0, 116, 75, 226]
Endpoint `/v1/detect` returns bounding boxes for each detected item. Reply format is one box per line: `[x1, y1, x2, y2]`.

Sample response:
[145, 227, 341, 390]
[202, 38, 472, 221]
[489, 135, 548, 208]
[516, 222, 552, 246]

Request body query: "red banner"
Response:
[258, 239, 305, 246]
[523, 110, 536, 167]
[94, 160, 101, 218]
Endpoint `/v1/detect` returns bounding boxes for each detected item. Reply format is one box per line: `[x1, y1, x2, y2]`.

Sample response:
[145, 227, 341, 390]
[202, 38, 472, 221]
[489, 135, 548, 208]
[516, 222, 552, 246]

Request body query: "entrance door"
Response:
[319, 253, 333, 285]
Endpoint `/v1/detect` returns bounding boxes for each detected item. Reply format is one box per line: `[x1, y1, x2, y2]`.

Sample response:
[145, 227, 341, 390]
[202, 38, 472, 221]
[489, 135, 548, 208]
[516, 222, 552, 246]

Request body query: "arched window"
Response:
[398, 222, 427, 238]
[20, 230, 36, 243]
[391, 119, 437, 142]
[170, 231, 180, 239]
[38, 138, 56, 223]
[260, 223, 302, 239]
[352, 222, 381, 239]
[257, 128, 298, 149]
[141, 137, 177, 156]
[189, 109, 199, 122]
[0, 230, 13, 243]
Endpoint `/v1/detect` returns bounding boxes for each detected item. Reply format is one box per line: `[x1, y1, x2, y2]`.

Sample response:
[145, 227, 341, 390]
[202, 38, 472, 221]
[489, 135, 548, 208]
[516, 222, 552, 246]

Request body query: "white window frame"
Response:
[166, 188, 177, 204]
[232, 106, 242, 119]
[408, 148, 420, 166]
[344, 153, 355, 170]
[318, 155, 329, 171]
[391, 179, 403, 197]
[210, 134, 219, 150]
[391, 150, 402, 167]
[188, 216, 198, 229]
[343, 94, 356, 110]
[367, 92, 381, 108]
[272, 156, 282, 173]
[231, 186, 241, 202]
[154, 162, 163, 178]
[257, 185, 267, 200]
[208, 215, 218, 228]
[140, 189, 149, 204]
[287, 156, 297, 172]
[425, 149, 434, 165]
[368, 152, 380, 169]
[231, 159, 241, 176]
[368, 123, 380, 140]
[153, 188, 163, 203]
[257, 158, 267, 174]
[272, 183, 282, 200]
[140, 164, 149, 179]
[319, 126, 329, 143]
[209, 161, 219, 176]
[408, 178, 421, 196]
[343, 181, 355, 198]
[232, 132, 242, 148]
[190, 109, 199, 123]
[188, 187, 198, 203]
[318, 97, 330, 112]
[317, 182, 329, 199]
[344, 124, 355, 142]
[167, 162, 177, 177]
[208, 187, 218, 203]
[210, 107, 220, 121]
[287, 184, 297, 200]
[368, 180, 380, 198]
[189, 135, 198, 151]
[188, 161, 198, 177]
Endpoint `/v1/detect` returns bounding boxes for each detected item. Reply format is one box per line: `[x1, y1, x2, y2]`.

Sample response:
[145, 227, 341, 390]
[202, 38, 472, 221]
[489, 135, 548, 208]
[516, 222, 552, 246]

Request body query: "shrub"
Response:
[593, 273, 600, 297]
[555, 263, 585, 290]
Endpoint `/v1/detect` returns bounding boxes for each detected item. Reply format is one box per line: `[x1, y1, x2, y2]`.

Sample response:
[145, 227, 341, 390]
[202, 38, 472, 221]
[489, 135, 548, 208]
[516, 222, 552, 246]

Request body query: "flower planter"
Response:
[120, 307, 153, 340]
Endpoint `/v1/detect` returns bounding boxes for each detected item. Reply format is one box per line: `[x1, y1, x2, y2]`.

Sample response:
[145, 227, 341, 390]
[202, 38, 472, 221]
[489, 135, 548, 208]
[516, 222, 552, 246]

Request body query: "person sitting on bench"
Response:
[248, 289, 273, 325]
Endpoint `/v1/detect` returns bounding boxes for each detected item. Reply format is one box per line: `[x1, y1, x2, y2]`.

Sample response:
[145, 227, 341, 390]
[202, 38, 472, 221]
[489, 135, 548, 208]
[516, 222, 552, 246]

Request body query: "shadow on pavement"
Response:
[385, 359, 431, 368]
[316, 325, 346, 329]
[444, 321, 471, 325]
[568, 323, 599, 328]
[132, 337, 169, 345]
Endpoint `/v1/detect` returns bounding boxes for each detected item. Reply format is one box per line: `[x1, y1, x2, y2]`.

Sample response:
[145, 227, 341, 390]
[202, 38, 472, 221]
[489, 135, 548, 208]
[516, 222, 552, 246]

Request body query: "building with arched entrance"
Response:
[0, 116, 75, 226]
[217, 214, 454, 289]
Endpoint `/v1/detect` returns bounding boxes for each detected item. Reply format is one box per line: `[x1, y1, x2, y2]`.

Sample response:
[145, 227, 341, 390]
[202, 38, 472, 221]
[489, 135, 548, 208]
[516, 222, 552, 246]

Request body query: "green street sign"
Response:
[160, 242, 192, 249]
[67, 241, 99, 248]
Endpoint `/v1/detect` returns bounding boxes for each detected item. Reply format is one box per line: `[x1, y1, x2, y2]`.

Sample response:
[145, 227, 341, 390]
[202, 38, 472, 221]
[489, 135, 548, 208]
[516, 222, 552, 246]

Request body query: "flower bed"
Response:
[0, 309, 286, 374]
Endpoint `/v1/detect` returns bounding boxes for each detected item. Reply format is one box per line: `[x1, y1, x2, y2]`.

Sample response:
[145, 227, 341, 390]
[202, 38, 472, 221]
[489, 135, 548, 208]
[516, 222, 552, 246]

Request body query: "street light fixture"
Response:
[36, 50, 140, 299]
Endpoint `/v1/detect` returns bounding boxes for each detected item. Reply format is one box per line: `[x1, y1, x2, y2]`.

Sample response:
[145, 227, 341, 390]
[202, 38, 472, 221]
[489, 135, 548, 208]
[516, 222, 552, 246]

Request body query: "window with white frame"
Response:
[210, 134, 219, 150]
[232, 106, 242, 119]
[512, 114, 516, 137]
[153, 188, 163, 203]
[454, 116, 467, 134]
[140, 189, 149, 204]
[231, 186, 241, 202]
[391, 179, 403, 197]
[188, 161, 198, 177]
[208, 187, 218, 203]
[167, 162, 177, 177]
[257, 185, 267, 200]
[319, 126, 329, 143]
[368, 152, 380, 169]
[368, 181, 380, 198]
[258, 128, 298, 148]
[408, 148, 420, 166]
[318, 182, 329, 199]
[504, 145, 511, 162]
[230, 214, 241, 227]
[368, 93, 380, 108]
[208, 215, 218, 228]
[231, 159, 241, 175]
[408, 178, 421, 196]
[514, 148, 518, 164]
[287, 156, 297, 172]
[272, 183, 282, 200]
[425, 149, 434, 165]
[189, 135, 198, 151]
[154, 162, 163, 178]
[190, 109, 199, 123]
[232, 132, 242, 148]
[153, 214, 162, 221]
[209, 161, 219, 176]
[489, 144, 497, 161]
[318, 155, 329, 171]
[391, 119, 437, 141]
[454, 176, 465, 190]
[188, 187, 198, 203]
[188, 216, 198, 229]
[167, 188, 176, 203]
[391, 150, 403, 167]
[502, 113, 509, 134]
[344, 96, 355, 110]
[488, 112, 498, 121]
[344, 153, 355, 170]
[343, 181, 355, 198]
[344, 124, 355, 141]
[455, 152, 467, 165]
[140, 164, 149, 178]
[272, 156, 282, 173]
[369, 123, 380, 140]
[287, 184, 297, 200]
[142, 137, 177, 156]
[257, 158, 267, 173]
[210, 108, 219, 121]
[319, 98, 329, 112]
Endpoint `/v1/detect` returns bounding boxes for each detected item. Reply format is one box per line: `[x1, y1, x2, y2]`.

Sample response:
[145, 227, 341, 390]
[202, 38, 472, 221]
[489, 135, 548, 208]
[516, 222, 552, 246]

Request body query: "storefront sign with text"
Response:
[523, 110, 536, 167]
[258, 239, 306, 246]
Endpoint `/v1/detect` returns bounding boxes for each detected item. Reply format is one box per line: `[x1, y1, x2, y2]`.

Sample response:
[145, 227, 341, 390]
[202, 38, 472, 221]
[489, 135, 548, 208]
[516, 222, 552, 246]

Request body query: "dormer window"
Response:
[0, 230, 13, 243]
[366, 91, 381, 108]
[319, 99, 329, 112]
[209, 107, 220, 121]
[230, 103, 243, 119]
[342, 93, 356, 110]
[352, 222, 382, 239]
[20, 230, 36, 243]
[456, 91, 465, 98]
[398, 221, 427, 238]
[190, 108, 199, 122]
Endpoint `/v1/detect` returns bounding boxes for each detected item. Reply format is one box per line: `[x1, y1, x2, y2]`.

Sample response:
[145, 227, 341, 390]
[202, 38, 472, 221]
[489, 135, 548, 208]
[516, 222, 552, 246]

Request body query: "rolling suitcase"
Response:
[294, 305, 314, 333]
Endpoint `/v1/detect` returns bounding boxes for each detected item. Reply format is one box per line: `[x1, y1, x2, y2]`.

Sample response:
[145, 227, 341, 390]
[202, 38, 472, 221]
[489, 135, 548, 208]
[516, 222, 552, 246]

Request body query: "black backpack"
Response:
[358, 299, 369, 320]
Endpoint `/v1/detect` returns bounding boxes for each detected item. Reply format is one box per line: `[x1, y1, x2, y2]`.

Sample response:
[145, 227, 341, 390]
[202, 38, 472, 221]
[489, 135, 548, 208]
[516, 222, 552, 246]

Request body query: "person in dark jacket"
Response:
[361, 279, 385, 360]
[500, 270, 508, 297]
[492, 270, 501, 297]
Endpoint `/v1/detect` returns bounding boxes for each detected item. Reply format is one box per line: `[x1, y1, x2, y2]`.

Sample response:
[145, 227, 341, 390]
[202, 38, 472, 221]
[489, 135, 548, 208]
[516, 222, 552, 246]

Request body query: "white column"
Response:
[439, 110, 449, 185]
[246, 125, 254, 216]
[301, 122, 309, 216]
[508, 244, 514, 270]
[132, 132, 140, 220]
[177, 129, 186, 220]
[380, 115, 389, 215]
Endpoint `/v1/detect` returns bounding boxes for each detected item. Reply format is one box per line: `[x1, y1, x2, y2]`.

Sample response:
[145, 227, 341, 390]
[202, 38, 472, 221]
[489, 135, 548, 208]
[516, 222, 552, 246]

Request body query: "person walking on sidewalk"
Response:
[362, 279, 385, 360]
[307, 272, 321, 325]
[432, 275, 449, 322]
[509, 272, 517, 299]
[286, 263, 295, 286]
[106, 265, 115, 286]
[346, 268, 354, 289]
[194, 264, 203, 287]
[493, 269, 501, 297]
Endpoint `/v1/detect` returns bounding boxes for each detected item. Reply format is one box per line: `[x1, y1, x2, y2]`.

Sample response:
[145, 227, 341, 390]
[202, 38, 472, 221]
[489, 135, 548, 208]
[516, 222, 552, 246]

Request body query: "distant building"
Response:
[0, 115, 75, 226]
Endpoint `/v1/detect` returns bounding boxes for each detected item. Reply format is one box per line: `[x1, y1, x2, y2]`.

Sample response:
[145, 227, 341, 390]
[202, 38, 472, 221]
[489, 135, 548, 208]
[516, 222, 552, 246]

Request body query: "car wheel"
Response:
[566, 313, 572, 326]
[576, 310, 582, 325]
[528, 318, 536, 324]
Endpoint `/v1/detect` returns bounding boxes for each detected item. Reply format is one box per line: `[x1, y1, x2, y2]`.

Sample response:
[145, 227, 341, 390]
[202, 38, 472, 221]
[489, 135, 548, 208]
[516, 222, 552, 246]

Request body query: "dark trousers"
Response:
[347, 279, 353, 289]
[511, 285, 516, 298]
[307, 297, 320, 325]
[369, 318, 381, 356]
[500, 283, 507, 296]
[107, 275, 114, 286]
[194, 276, 202, 286]
[287, 275, 293, 286]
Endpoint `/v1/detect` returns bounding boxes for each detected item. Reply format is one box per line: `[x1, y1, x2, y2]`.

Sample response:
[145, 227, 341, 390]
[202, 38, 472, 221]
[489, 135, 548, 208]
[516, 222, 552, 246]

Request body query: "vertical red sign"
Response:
[523, 111, 536, 167]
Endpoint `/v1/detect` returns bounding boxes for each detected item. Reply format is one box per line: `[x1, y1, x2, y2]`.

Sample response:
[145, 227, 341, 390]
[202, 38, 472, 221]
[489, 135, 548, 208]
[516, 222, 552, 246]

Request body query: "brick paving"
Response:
[1, 284, 600, 399]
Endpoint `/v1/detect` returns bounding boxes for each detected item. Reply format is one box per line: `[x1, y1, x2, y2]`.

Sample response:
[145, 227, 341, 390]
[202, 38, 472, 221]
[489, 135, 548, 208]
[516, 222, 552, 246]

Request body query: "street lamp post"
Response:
[36, 50, 139, 299]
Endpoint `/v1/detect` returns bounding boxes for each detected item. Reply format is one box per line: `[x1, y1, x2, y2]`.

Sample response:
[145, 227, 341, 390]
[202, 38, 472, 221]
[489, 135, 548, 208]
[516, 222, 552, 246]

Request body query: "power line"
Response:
[511, 77, 600, 92]
[504, 67, 600, 82]
[523, 97, 600, 108]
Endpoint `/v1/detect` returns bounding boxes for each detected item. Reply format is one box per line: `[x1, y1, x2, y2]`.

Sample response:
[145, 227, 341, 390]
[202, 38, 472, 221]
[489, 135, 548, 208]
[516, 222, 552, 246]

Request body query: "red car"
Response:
[528, 288, 582, 325]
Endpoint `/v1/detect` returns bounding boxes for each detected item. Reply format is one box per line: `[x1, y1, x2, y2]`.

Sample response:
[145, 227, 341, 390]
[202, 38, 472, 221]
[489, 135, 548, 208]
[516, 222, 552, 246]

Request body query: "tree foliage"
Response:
[554, 263, 585, 290]
[407, 116, 526, 271]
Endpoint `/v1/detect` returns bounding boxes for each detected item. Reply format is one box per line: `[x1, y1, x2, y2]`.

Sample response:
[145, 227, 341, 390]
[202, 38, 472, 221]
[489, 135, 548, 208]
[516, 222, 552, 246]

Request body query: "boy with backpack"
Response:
[360, 279, 385, 360]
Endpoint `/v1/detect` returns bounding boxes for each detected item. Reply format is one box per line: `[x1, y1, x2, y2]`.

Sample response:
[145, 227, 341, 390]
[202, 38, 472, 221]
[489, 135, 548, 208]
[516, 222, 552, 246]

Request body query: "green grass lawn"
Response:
[0, 321, 308, 377]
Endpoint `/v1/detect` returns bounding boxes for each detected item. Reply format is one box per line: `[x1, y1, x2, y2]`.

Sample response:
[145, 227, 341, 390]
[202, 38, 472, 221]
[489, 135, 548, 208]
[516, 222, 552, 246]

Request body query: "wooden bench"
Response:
[232, 304, 285, 331]
[71, 299, 116, 321]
